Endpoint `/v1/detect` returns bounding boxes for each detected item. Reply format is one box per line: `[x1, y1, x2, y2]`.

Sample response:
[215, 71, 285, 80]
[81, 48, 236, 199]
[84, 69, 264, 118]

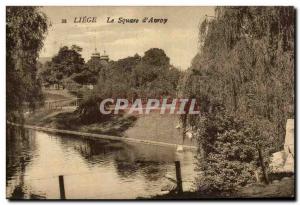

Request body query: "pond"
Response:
[6, 126, 198, 199]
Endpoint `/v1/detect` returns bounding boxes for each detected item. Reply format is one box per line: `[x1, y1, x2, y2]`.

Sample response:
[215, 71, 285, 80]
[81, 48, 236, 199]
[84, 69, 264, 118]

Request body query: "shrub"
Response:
[194, 108, 273, 193]
[76, 94, 111, 124]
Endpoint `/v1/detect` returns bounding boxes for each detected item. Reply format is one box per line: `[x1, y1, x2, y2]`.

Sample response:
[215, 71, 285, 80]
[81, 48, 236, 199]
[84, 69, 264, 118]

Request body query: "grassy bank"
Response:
[24, 108, 196, 146]
[25, 109, 137, 137]
[23, 90, 138, 137]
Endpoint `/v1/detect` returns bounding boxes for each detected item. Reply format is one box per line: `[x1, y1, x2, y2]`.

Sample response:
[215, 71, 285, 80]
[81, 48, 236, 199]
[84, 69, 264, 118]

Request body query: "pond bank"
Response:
[22, 109, 197, 149]
[24, 110, 137, 137]
[7, 122, 197, 150]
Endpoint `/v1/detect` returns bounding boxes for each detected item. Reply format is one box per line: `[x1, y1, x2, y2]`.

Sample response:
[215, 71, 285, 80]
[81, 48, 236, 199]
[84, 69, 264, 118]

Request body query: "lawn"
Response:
[25, 109, 137, 137]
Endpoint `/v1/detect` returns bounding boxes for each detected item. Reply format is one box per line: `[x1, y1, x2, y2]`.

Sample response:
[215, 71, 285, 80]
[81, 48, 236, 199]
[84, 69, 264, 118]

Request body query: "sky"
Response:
[40, 6, 215, 70]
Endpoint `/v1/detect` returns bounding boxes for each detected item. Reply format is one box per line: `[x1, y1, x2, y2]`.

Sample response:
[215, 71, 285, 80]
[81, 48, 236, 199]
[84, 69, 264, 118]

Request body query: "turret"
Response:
[91, 48, 100, 60]
[100, 50, 109, 62]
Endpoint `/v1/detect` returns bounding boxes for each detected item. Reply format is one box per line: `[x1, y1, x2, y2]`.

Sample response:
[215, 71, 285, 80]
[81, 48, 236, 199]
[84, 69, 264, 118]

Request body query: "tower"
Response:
[100, 50, 109, 62]
[91, 48, 100, 60]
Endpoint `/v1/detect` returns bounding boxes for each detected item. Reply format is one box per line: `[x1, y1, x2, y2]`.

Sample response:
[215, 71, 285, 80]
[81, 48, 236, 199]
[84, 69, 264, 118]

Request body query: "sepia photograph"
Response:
[6, 6, 295, 200]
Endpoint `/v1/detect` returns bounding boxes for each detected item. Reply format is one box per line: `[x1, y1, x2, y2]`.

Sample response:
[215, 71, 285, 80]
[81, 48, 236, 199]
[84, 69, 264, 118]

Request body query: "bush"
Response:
[76, 94, 111, 124]
[194, 107, 273, 193]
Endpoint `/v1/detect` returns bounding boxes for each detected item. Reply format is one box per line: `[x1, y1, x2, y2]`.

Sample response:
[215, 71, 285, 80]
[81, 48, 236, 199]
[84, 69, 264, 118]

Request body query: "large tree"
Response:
[96, 54, 141, 99]
[183, 7, 294, 192]
[40, 45, 85, 87]
[132, 48, 179, 98]
[72, 55, 106, 85]
[7, 6, 48, 121]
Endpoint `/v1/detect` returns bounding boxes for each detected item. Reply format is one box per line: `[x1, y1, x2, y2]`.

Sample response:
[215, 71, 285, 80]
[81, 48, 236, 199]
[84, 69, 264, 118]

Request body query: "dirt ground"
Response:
[236, 176, 294, 198]
[148, 176, 295, 199]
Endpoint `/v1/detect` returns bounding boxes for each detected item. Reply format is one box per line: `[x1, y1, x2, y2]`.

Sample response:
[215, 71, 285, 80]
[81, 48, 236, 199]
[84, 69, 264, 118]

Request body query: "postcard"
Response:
[6, 6, 295, 200]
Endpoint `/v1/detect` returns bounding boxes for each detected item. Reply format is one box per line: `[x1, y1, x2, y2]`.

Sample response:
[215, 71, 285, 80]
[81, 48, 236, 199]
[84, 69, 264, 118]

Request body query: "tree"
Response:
[167, 66, 181, 92]
[7, 6, 48, 121]
[40, 45, 85, 87]
[72, 55, 107, 85]
[142, 48, 170, 66]
[79, 49, 181, 121]
[132, 48, 180, 98]
[183, 7, 294, 192]
[96, 54, 141, 99]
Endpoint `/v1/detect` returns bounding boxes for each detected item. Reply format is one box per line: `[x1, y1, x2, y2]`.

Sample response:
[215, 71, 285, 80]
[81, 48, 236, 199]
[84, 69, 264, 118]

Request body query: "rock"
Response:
[270, 151, 286, 172]
[272, 180, 280, 184]
[284, 119, 294, 156]
[160, 190, 169, 195]
[283, 119, 294, 173]
[270, 119, 294, 173]
[254, 170, 260, 182]
[283, 153, 294, 172]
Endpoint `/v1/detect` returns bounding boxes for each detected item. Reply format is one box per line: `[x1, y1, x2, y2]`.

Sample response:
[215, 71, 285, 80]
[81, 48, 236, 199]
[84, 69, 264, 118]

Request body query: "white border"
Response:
[1, 1, 299, 205]
[1, 0, 300, 6]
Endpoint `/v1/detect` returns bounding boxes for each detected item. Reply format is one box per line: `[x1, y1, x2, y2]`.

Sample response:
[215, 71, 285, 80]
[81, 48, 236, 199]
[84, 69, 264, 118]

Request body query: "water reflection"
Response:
[6, 126, 197, 199]
[6, 125, 39, 199]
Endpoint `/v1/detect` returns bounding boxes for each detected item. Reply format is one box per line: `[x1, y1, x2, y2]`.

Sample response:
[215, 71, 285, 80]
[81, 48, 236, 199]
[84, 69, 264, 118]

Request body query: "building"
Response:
[91, 48, 109, 63]
[100, 50, 109, 62]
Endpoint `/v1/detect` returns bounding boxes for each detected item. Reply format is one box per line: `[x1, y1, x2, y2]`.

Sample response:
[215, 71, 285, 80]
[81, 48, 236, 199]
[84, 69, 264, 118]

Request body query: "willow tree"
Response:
[7, 7, 48, 122]
[183, 7, 294, 192]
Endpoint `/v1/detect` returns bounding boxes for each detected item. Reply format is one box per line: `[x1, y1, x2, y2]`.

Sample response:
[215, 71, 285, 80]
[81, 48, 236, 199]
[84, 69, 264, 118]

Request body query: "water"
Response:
[6, 127, 198, 199]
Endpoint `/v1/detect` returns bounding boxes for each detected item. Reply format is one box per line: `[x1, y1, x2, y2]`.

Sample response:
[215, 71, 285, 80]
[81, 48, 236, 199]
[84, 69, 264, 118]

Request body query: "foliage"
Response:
[95, 49, 181, 100]
[194, 106, 275, 193]
[40, 46, 181, 101]
[183, 7, 294, 192]
[40, 45, 85, 86]
[142, 48, 170, 66]
[78, 48, 181, 121]
[72, 56, 106, 85]
[6, 6, 48, 121]
[76, 93, 111, 124]
[95, 54, 141, 99]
